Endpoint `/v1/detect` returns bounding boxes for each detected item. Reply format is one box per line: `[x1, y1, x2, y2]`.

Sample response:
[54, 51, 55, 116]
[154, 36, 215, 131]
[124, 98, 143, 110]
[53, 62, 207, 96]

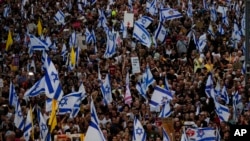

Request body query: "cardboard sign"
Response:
[124, 12, 134, 27]
[131, 57, 140, 74]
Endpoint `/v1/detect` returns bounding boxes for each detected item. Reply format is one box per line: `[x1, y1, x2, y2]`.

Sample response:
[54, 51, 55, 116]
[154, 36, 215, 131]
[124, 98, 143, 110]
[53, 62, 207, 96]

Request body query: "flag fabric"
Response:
[84, 99, 106, 141]
[133, 118, 146, 141]
[37, 19, 42, 36]
[164, 76, 170, 91]
[54, 10, 65, 25]
[241, 12, 245, 36]
[128, 0, 133, 11]
[28, 34, 49, 51]
[150, 86, 173, 107]
[48, 99, 58, 133]
[69, 31, 77, 48]
[104, 31, 116, 58]
[207, 24, 215, 38]
[160, 8, 183, 21]
[203, 0, 209, 10]
[61, 43, 68, 61]
[24, 76, 45, 98]
[43, 53, 64, 101]
[37, 108, 51, 141]
[133, 22, 152, 48]
[120, 21, 127, 38]
[9, 82, 18, 108]
[3, 5, 10, 18]
[187, 0, 193, 18]
[210, 4, 217, 22]
[186, 127, 216, 141]
[6, 30, 13, 51]
[181, 128, 188, 141]
[221, 85, 229, 104]
[147, 0, 158, 16]
[214, 100, 230, 122]
[14, 102, 25, 130]
[97, 9, 107, 28]
[136, 65, 155, 99]
[232, 21, 242, 44]
[158, 100, 172, 118]
[222, 8, 229, 27]
[136, 16, 153, 28]
[163, 128, 171, 141]
[193, 33, 207, 53]
[57, 91, 82, 115]
[216, 128, 221, 141]
[205, 74, 213, 98]
[23, 108, 33, 141]
[217, 24, 225, 35]
[154, 22, 167, 43]
[100, 74, 112, 105]
[242, 61, 246, 74]
[124, 72, 132, 106]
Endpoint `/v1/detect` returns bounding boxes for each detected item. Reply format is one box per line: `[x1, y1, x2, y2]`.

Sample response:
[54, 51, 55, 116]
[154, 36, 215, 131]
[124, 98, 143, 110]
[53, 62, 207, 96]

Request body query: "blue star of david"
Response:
[59, 98, 68, 107]
[197, 129, 205, 138]
[18, 111, 22, 117]
[51, 71, 58, 82]
[142, 34, 146, 40]
[161, 30, 166, 35]
[86, 32, 89, 36]
[141, 19, 147, 24]
[136, 127, 143, 135]
[161, 97, 168, 104]
[105, 85, 110, 94]
[217, 108, 222, 114]
[41, 123, 47, 132]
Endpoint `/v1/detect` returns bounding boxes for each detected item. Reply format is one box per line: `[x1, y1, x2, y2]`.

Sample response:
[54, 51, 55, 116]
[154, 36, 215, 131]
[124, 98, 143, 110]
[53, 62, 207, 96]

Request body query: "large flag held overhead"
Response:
[9, 82, 18, 108]
[100, 74, 112, 105]
[136, 16, 153, 28]
[84, 99, 106, 141]
[57, 91, 82, 115]
[14, 102, 25, 130]
[24, 76, 45, 98]
[37, 108, 51, 141]
[160, 8, 183, 21]
[214, 100, 230, 122]
[6, 30, 13, 51]
[150, 86, 173, 107]
[28, 34, 49, 51]
[133, 22, 152, 48]
[133, 118, 146, 141]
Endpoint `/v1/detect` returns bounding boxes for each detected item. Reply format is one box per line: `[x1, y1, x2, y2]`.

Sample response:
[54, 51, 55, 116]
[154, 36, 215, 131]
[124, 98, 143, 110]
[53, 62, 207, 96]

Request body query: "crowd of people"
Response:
[0, 0, 248, 141]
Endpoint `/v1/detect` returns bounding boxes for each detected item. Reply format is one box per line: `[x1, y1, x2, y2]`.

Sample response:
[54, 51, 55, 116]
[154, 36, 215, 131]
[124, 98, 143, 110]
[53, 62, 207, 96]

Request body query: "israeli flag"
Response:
[187, 127, 216, 141]
[133, 22, 152, 48]
[28, 34, 49, 51]
[100, 74, 113, 105]
[205, 74, 213, 98]
[43, 53, 64, 101]
[69, 31, 77, 47]
[242, 61, 246, 74]
[217, 24, 225, 35]
[14, 102, 25, 130]
[193, 33, 207, 53]
[85, 28, 96, 44]
[120, 21, 127, 38]
[187, 0, 193, 17]
[3, 5, 10, 18]
[147, 0, 158, 16]
[232, 21, 242, 42]
[90, 0, 96, 5]
[133, 118, 146, 141]
[54, 10, 65, 25]
[221, 85, 229, 104]
[181, 128, 188, 141]
[24, 76, 45, 98]
[128, 0, 133, 11]
[136, 82, 147, 99]
[9, 82, 18, 108]
[98, 9, 107, 28]
[37, 108, 51, 141]
[136, 16, 153, 28]
[210, 4, 217, 22]
[160, 8, 183, 21]
[165, 76, 170, 91]
[150, 86, 173, 107]
[158, 100, 172, 118]
[104, 31, 116, 58]
[154, 22, 167, 43]
[163, 128, 171, 141]
[84, 99, 106, 141]
[61, 43, 68, 62]
[233, 91, 241, 121]
[215, 101, 230, 122]
[207, 24, 215, 38]
[222, 8, 229, 27]
[23, 108, 33, 141]
[58, 91, 82, 115]
[241, 12, 245, 36]
[203, 0, 209, 10]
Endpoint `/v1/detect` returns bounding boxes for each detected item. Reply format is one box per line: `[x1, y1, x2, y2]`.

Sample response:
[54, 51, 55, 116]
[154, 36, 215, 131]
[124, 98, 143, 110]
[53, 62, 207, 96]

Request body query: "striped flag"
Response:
[9, 82, 18, 108]
[133, 118, 146, 141]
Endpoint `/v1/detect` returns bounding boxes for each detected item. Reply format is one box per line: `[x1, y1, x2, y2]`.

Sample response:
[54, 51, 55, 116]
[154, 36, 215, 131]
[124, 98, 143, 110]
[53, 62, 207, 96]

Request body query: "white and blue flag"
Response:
[24, 76, 45, 98]
[133, 118, 146, 141]
[14, 102, 25, 130]
[54, 10, 65, 25]
[28, 34, 49, 51]
[37, 108, 51, 141]
[163, 128, 171, 141]
[187, 0, 193, 18]
[133, 22, 152, 48]
[187, 127, 216, 141]
[158, 100, 172, 118]
[23, 108, 33, 141]
[84, 99, 106, 141]
[69, 31, 77, 47]
[104, 30, 116, 58]
[9, 82, 18, 108]
[100, 74, 113, 105]
[217, 24, 225, 35]
[215, 100, 230, 122]
[136, 16, 153, 28]
[160, 8, 183, 21]
[210, 4, 217, 22]
[221, 85, 229, 104]
[61, 43, 68, 62]
[154, 22, 167, 43]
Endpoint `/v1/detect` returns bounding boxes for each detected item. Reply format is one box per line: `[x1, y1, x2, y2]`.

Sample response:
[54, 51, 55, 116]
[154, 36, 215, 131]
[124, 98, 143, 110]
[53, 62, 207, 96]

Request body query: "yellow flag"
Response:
[80, 134, 85, 141]
[5, 30, 13, 51]
[70, 47, 76, 66]
[37, 19, 42, 36]
[48, 99, 58, 133]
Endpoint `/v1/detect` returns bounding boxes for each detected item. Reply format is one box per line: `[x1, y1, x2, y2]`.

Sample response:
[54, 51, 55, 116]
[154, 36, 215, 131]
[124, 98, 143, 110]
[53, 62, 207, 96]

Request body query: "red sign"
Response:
[186, 128, 195, 137]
